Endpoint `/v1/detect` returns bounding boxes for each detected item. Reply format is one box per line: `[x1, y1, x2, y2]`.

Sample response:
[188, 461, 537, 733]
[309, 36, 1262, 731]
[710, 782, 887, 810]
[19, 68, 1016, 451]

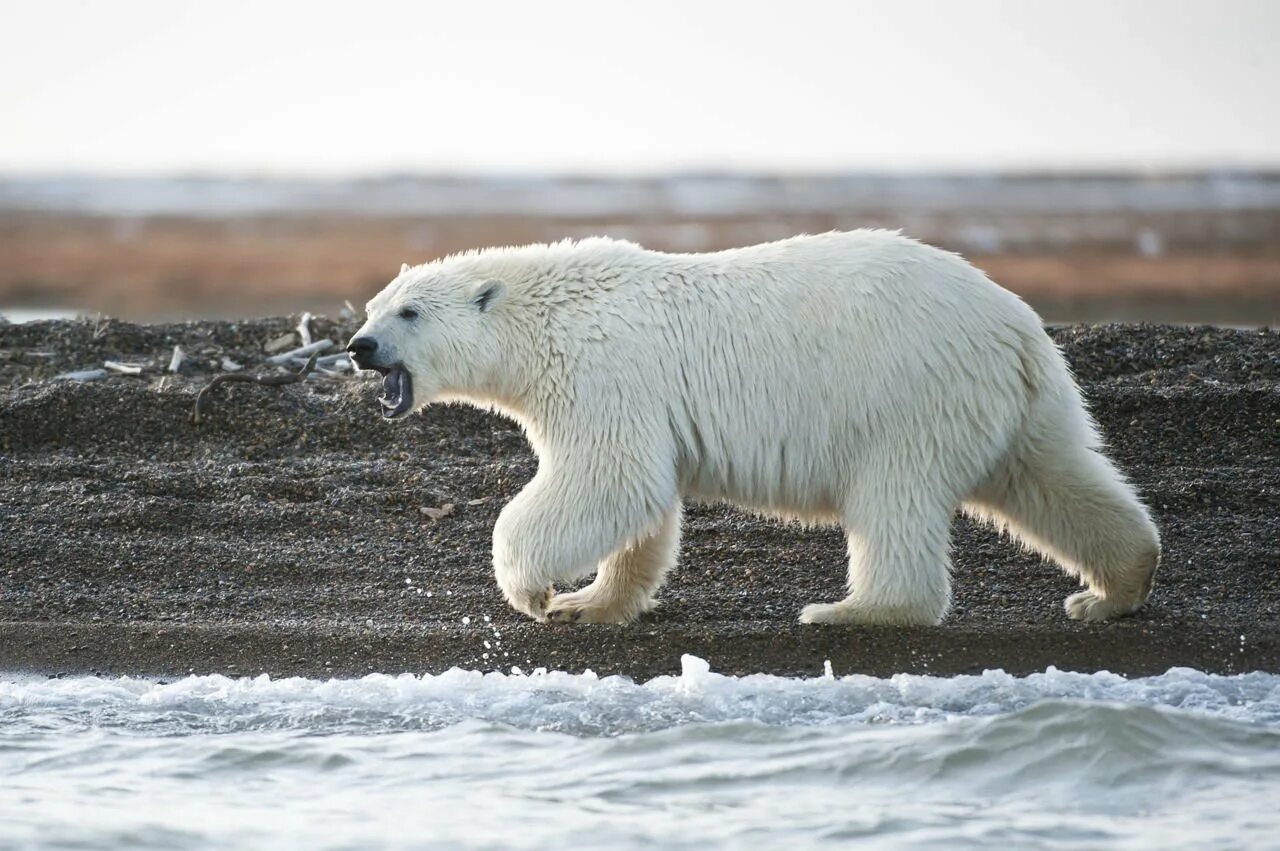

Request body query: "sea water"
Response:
[2, 657, 1279, 850]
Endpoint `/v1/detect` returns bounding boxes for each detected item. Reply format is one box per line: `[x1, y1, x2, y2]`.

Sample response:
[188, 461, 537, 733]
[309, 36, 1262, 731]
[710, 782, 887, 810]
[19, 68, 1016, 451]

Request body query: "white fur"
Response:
[355, 231, 1160, 625]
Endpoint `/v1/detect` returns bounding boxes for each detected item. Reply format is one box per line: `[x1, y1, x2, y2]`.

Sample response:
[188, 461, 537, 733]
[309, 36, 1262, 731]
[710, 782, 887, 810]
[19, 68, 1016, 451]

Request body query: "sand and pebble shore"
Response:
[1, 317, 1276, 678]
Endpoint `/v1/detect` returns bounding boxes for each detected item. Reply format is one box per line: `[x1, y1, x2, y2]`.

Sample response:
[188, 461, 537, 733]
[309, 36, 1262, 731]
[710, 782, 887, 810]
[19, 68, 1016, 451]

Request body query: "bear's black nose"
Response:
[347, 337, 378, 359]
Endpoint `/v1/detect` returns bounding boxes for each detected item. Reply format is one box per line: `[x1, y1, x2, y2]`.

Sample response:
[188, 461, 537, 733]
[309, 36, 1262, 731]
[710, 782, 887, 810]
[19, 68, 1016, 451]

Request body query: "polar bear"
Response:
[347, 231, 1160, 626]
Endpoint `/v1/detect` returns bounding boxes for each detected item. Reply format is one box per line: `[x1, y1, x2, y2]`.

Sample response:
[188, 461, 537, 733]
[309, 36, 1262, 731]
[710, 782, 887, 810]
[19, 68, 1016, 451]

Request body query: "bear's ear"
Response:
[473, 279, 506, 313]
[400, 263, 411, 276]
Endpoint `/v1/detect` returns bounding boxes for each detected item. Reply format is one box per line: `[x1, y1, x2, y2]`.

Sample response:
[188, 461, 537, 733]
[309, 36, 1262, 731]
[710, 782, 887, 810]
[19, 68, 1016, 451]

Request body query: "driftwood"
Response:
[314, 352, 351, 367]
[314, 352, 354, 375]
[103, 360, 146, 375]
[296, 312, 314, 347]
[191, 353, 318, 425]
[167, 345, 185, 373]
[55, 368, 108, 382]
[265, 339, 333, 365]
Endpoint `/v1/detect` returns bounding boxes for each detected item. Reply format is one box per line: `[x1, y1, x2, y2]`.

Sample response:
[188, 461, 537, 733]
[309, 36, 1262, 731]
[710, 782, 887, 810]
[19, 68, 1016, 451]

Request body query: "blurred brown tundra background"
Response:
[2, 171, 1278, 324]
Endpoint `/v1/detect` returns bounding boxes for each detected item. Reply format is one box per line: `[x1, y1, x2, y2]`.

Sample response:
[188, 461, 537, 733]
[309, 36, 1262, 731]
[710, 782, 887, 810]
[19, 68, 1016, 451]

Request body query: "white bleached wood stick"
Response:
[265, 339, 333, 365]
[314, 353, 351, 367]
[55, 368, 108, 382]
[296, 312, 313, 347]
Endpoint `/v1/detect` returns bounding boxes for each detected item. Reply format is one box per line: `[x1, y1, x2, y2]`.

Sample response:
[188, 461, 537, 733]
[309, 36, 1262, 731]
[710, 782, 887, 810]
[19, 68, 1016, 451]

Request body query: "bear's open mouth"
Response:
[375, 364, 413, 419]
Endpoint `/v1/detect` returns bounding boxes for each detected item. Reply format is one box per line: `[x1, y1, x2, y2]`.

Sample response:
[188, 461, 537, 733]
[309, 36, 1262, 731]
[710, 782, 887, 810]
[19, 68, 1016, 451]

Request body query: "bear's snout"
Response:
[347, 336, 379, 369]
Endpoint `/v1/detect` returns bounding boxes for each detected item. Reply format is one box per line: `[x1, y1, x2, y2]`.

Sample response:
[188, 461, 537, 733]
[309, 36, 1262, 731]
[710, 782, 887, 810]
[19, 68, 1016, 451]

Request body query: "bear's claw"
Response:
[545, 606, 584, 624]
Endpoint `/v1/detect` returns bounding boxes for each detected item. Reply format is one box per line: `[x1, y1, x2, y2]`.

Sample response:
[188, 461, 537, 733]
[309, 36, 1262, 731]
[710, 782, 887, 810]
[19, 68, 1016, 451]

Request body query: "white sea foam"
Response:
[4, 657, 1278, 736]
[2, 660, 1279, 849]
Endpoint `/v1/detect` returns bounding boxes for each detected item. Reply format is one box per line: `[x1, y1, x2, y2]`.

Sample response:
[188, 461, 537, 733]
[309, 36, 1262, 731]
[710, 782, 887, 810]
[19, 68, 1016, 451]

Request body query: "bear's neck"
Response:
[440, 321, 573, 456]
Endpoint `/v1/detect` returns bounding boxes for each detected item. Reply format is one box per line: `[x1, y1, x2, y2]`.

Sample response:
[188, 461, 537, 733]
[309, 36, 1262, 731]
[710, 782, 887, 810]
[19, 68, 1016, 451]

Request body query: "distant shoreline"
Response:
[5, 171, 1280, 217]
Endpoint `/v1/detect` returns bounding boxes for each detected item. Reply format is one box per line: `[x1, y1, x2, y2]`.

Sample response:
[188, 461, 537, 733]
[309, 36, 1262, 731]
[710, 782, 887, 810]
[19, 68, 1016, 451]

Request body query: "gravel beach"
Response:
[1, 318, 1277, 678]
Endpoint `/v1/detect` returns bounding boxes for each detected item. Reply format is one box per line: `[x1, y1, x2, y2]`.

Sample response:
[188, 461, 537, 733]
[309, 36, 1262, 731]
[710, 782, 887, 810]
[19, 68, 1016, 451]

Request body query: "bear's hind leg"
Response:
[966, 439, 1160, 622]
[546, 504, 681, 624]
[800, 495, 953, 627]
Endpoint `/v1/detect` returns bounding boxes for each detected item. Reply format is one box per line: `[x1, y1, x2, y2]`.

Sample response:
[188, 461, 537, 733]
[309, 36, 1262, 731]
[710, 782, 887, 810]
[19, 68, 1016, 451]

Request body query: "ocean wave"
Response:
[3, 661, 1280, 849]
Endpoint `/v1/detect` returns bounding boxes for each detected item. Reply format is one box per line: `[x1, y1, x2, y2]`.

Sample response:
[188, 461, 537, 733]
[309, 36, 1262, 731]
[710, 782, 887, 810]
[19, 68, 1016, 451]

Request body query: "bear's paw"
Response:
[1063, 589, 1145, 621]
[545, 587, 650, 625]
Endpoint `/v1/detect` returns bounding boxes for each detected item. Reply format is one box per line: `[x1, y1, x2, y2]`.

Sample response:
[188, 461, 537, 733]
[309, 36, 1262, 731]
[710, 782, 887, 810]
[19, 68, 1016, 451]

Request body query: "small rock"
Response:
[264, 332, 297, 353]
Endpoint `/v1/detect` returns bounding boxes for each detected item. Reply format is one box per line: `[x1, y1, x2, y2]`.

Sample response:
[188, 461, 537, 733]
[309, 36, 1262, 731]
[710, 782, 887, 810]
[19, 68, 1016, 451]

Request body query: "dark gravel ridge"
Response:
[1, 319, 1277, 679]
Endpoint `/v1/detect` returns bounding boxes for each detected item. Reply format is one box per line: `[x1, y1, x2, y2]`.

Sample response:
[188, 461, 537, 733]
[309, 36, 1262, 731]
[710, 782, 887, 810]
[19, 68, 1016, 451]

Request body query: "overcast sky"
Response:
[1, 0, 1277, 174]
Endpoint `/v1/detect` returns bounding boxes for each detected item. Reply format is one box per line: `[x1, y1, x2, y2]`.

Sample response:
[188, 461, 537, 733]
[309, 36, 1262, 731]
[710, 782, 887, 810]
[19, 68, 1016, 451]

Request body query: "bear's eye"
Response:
[399, 308, 418, 320]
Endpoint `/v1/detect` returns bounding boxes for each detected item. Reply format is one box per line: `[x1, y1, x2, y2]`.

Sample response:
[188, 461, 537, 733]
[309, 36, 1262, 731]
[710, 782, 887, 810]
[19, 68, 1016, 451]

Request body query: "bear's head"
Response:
[347, 262, 507, 419]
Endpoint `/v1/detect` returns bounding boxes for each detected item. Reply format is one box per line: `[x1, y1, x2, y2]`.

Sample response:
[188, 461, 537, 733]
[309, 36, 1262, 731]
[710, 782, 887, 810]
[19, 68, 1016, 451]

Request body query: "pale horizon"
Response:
[2, 0, 1278, 176]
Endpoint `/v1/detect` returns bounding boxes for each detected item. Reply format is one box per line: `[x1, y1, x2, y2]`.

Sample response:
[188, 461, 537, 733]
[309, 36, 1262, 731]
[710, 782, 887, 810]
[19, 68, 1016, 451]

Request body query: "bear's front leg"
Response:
[545, 504, 681, 624]
[492, 467, 673, 623]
